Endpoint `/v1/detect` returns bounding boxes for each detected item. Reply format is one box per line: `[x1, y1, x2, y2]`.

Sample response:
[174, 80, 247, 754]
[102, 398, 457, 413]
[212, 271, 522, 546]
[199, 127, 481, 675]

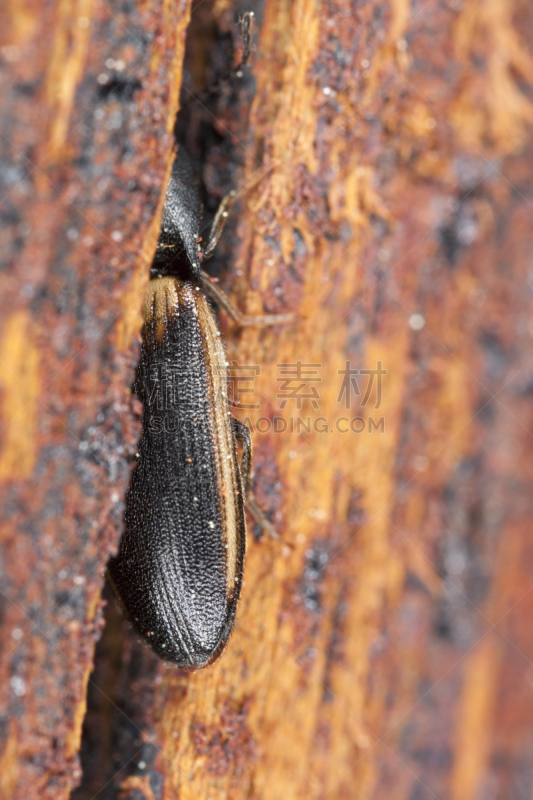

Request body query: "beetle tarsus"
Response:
[201, 271, 294, 327]
[246, 495, 280, 541]
[232, 416, 280, 541]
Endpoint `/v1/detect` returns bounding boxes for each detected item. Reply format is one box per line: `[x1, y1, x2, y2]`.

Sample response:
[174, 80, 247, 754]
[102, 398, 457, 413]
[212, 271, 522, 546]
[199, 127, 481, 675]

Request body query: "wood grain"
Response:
[1, 0, 533, 799]
[0, 0, 191, 795]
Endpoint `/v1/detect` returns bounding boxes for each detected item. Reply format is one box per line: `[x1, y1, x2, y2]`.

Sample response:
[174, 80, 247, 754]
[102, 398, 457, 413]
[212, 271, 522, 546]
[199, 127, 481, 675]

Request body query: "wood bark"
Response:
[1, 1, 533, 799]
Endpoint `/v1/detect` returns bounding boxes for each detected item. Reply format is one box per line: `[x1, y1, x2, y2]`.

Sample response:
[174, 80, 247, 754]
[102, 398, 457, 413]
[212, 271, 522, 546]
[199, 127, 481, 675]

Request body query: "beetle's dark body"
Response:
[109, 150, 247, 668]
[153, 149, 203, 279]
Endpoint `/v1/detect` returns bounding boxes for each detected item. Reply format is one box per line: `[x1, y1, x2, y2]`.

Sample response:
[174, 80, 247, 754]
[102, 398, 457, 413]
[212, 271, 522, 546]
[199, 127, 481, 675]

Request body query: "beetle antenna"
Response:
[235, 11, 254, 78]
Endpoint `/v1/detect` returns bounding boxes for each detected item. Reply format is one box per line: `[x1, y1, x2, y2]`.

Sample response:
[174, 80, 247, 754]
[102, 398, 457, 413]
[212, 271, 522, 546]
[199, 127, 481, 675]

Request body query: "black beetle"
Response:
[108, 147, 291, 668]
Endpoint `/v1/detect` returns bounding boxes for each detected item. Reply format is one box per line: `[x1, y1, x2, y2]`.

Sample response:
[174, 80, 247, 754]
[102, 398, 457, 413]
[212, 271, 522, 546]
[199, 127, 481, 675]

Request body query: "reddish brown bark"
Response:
[1, 1, 533, 799]
[0, 0, 190, 795]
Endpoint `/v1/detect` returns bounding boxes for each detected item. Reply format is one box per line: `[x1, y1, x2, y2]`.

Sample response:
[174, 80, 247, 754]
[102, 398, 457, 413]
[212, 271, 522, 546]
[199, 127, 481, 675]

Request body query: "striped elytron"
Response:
[108, 149, 290, 668]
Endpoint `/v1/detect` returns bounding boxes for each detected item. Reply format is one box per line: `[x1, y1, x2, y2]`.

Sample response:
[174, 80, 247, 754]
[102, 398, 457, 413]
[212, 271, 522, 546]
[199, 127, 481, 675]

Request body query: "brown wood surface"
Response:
[1, 1, 533, 799]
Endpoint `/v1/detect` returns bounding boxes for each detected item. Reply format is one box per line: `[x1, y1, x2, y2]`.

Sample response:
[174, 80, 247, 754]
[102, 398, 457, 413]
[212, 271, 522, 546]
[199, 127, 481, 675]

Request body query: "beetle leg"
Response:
[201, 271, 293, 327]
[201, 191, 237, 260]
[232, 417, 252, 494]
[200, 159, 270, 262]
[232, 417, 279, 540]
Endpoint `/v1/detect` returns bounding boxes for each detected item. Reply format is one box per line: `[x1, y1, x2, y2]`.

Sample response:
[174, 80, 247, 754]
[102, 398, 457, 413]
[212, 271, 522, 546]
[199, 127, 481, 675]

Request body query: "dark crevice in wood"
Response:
[70, 3, 258, 796]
